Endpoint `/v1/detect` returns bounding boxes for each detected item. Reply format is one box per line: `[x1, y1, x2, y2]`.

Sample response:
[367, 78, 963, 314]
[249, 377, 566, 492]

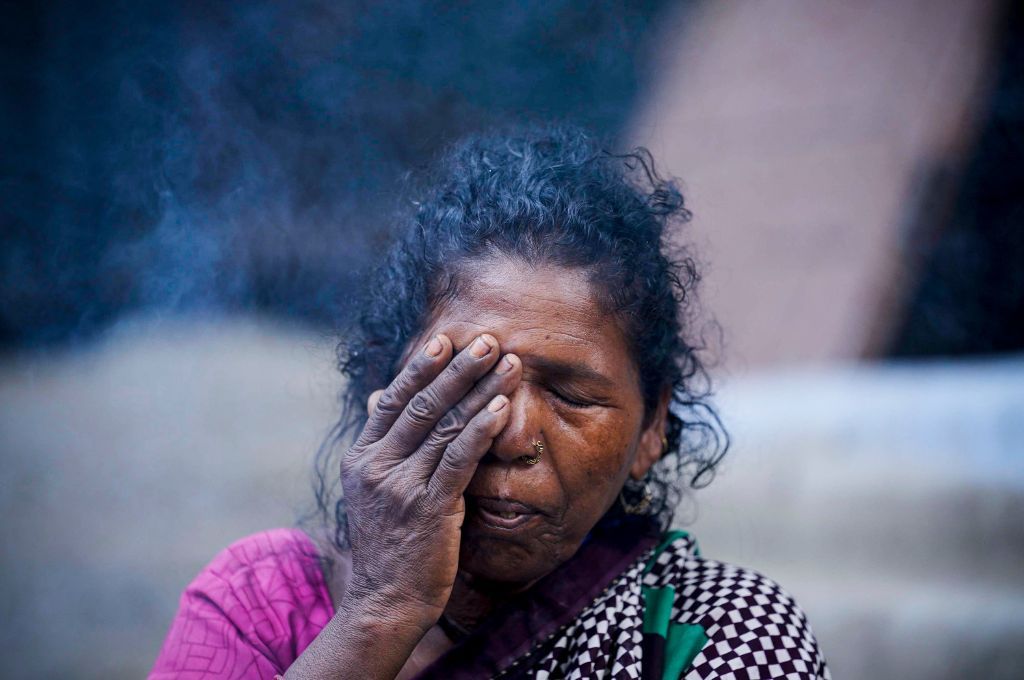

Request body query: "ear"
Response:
[630, 386, 671, 480]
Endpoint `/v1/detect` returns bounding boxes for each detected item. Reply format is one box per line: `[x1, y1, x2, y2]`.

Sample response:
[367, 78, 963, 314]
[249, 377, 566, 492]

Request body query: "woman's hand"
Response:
[287, 333, 520, 680]
[341, 332, 521, 630]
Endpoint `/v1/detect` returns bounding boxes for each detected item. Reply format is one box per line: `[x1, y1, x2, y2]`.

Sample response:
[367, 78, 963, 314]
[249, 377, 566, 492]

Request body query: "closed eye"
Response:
[549, 387, 598, 409]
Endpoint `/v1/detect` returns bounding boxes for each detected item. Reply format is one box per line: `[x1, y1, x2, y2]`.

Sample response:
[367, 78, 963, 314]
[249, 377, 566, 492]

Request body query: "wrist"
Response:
[345, 565, 449, 622]
[285, 595, 434, 680]
[340, 580, 443, 635]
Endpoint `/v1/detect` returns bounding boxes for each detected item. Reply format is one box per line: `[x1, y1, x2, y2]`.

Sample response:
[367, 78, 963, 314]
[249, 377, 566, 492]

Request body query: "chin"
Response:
[458, 528, 576, 586]
[462, 532, 561, 585]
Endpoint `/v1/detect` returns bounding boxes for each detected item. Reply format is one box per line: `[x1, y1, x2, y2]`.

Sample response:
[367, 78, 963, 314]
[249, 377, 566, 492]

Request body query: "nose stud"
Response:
[521, 440, 543, 465]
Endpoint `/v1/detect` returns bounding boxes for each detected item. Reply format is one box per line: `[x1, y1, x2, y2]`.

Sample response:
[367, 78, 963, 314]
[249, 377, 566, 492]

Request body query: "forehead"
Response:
[423, 258, 638, 383]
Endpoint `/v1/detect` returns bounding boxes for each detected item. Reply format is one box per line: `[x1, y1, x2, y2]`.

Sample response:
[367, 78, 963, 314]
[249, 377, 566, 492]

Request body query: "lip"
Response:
[468, 496, 541, 530]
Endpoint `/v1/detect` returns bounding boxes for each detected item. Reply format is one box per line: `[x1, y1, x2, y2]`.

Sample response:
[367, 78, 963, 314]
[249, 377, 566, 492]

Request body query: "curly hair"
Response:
[313, 124, 727, 551]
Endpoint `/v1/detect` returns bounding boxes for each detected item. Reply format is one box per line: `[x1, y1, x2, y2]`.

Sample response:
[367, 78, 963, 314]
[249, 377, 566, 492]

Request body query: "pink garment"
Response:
[150, 529, 334, 679]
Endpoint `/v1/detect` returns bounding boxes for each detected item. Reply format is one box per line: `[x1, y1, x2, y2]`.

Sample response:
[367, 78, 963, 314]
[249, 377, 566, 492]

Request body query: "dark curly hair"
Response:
[314, 124, 727, 551]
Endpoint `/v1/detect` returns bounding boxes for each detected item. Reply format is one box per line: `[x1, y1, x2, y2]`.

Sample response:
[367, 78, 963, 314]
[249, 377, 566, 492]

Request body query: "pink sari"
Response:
[150, 529, 333, 679]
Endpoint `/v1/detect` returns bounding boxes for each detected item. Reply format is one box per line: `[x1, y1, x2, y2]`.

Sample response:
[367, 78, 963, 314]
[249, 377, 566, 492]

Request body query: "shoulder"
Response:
[191, 528, 333, 629]
[643, 532, 831, 680]
[201, 528, 328, 590]
[150, 529, 334, 679]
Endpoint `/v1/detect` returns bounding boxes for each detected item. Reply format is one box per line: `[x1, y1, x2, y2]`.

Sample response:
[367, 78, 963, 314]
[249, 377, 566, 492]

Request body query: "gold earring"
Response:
[620, 436, 664, 515]
[522, 440, 543, 465]
[619, 482, 652, 514]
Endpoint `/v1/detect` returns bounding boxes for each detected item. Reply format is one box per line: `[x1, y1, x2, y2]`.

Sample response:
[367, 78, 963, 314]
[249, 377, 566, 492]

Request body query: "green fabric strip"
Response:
[642, 586, 708, 679]
[641, 531, 708, 679]
[641, 585, 674, 637]
[663, 621, 708, 680]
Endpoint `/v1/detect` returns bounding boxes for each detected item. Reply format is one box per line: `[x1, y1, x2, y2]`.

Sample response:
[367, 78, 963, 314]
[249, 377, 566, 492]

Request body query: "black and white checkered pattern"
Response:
[532, 554, 647, 680]
[644, 535, 830, 680]
[529, 534, 830, 679]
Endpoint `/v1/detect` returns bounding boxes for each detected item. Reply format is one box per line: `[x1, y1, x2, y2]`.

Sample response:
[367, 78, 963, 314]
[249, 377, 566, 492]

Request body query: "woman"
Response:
[151, 126, 830, 679]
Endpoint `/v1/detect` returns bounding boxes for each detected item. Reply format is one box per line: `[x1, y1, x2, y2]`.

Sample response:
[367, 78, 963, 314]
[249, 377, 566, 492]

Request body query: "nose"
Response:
[486, 383, 542, 465]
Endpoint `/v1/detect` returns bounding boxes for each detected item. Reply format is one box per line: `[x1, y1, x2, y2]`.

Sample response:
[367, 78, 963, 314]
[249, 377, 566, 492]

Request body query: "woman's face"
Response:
[410, 257, 668, 586]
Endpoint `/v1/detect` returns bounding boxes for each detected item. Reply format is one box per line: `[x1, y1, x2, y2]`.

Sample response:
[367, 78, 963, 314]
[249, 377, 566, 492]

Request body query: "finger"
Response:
[356, 334, 452, 445]
[427, 394, 511, 500]
[406, 353, 521, 479]
[379, 334, 501, 457]
[366, 389, 385, 416]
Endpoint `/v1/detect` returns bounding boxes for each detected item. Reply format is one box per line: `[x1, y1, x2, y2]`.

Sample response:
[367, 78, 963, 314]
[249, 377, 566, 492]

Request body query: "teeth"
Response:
[499, 511, 518, 519]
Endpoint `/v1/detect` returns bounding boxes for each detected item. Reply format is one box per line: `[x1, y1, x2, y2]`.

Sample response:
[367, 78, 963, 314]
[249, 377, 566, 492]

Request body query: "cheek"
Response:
[556, 409, 639, 501]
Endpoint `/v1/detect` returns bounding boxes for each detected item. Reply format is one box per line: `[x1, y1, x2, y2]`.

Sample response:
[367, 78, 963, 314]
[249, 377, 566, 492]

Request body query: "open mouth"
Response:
[468, 496, 540, 530]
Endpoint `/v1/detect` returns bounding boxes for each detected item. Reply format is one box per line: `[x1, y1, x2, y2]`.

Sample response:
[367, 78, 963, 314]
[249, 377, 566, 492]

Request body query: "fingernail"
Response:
[470, 335, 491, 358]
[496, 355, 515, 374]
[424, 336, 443, 357]
[488, 395, 508, 412]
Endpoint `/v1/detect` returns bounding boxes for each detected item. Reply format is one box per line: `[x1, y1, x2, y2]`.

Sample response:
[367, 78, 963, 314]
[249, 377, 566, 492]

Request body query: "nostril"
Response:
[519, 439, 543, 465]
[487, 389, 543, 463]
[484, 435, 545, 466]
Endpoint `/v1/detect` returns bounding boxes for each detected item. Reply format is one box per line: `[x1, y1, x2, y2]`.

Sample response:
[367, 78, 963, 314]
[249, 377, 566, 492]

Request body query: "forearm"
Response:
[284, 597, 431, 680]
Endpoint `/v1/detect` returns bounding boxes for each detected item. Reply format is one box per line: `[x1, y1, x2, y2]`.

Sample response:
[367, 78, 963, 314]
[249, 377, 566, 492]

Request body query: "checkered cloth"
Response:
[529, 533, 830, 680]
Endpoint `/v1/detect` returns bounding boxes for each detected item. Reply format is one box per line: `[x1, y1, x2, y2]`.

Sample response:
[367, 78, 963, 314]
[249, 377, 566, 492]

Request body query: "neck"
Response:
[442, 570, 540, 632]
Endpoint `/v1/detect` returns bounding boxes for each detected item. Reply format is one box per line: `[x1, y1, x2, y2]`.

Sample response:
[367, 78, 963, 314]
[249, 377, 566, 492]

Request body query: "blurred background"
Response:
[2, 0, 1022, 677]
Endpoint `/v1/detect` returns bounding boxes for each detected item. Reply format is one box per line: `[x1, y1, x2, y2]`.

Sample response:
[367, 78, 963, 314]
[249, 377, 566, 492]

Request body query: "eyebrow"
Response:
[529, 355, 616, 390]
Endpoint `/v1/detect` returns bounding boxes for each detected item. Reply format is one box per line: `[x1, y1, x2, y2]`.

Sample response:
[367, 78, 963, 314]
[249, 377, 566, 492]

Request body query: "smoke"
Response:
[1, 0, 677, 348]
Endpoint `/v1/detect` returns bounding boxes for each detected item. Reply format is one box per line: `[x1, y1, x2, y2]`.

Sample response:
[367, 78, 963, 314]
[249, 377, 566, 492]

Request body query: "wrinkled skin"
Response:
[288, 258, 668, 679]
[340, 329, 521, 626]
